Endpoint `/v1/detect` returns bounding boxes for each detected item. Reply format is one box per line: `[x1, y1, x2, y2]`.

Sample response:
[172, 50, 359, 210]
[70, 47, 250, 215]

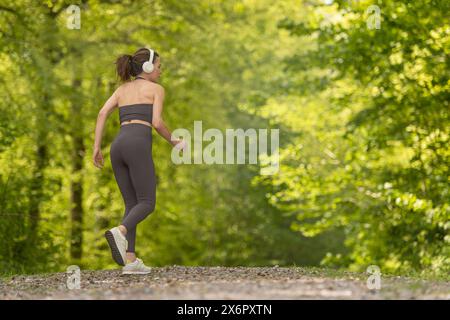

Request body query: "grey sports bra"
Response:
[118, 103, 153, 124]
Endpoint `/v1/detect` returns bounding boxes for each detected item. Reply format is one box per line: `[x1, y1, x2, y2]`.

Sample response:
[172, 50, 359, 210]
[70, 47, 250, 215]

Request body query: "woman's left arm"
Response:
[93, 89, 119, 168]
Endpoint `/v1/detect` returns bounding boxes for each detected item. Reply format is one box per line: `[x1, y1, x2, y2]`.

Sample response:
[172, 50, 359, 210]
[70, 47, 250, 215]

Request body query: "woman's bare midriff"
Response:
[120, 119, 152, 128]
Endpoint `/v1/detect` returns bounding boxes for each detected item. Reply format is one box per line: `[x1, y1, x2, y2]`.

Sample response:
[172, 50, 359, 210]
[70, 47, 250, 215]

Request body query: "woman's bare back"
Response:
[117, 80, 158, 107]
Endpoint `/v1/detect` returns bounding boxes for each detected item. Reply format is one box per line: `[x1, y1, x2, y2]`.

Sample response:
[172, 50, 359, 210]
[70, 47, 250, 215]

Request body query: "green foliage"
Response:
[252, 0, 449, 276]
[1, 0, 446, 278]
[0, 0, 343, 275]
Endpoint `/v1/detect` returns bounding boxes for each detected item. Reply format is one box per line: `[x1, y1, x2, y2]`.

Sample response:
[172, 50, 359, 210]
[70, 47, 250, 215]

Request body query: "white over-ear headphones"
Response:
[142, 48, 155, 73]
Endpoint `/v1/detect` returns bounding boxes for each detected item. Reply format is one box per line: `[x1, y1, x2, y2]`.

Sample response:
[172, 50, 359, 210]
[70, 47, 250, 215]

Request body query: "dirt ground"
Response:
[1, 266, 449, 300]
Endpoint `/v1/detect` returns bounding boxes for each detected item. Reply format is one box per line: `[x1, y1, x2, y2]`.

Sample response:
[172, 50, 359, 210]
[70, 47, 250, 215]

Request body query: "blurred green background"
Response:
[0, 0, 448, 278]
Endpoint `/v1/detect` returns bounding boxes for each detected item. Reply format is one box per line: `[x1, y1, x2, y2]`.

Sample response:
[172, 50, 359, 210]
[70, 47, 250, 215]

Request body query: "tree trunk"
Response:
[70, 75, 85, 261]
[28, 93, 50, 239]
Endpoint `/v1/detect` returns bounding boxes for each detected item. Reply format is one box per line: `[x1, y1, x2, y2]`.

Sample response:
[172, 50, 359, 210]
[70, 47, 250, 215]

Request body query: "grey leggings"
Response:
[110, 123, 156, 253]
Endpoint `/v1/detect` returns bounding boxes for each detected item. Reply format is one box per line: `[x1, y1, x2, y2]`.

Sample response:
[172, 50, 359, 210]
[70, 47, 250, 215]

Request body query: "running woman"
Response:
[93, 47, 186, 274]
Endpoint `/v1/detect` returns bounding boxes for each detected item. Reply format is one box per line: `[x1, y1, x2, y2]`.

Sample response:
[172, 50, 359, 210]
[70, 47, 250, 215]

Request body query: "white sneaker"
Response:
[122, 258, 152, 275]
[104, 227, 128, 266]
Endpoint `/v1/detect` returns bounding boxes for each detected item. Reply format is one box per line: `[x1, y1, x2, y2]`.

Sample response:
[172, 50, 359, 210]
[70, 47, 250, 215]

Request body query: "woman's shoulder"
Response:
[115, 80, 164, 95]
[114, 82, 128, 93]
[144, 82, 165, 96]
[144, 81, 164, 90]
[153, 82, 165, 93]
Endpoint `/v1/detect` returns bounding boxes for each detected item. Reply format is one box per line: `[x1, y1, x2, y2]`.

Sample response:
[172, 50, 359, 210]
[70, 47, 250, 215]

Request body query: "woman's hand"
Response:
[173, 139, 187, 152]
[93, 147, 104, 168]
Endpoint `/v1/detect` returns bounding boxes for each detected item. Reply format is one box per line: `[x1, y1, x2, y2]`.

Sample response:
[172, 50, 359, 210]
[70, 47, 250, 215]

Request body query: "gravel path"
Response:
[1, 266, 449, 300]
